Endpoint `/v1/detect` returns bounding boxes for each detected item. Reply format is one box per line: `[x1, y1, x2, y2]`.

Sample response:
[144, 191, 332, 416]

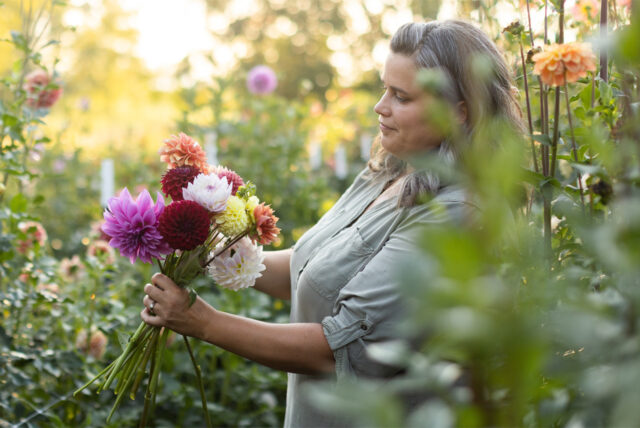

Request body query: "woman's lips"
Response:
[379, 122, 395, 132]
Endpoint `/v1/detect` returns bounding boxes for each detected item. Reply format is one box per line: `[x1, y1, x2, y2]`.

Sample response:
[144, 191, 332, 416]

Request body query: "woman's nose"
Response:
[374, 93, 390, 117]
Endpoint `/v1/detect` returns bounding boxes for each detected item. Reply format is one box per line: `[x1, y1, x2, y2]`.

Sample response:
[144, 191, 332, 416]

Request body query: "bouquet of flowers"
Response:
[74, 133, 280, 426]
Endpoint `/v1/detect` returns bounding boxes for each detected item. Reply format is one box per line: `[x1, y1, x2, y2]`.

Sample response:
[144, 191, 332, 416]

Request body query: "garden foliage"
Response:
[1, 0, 640, 427]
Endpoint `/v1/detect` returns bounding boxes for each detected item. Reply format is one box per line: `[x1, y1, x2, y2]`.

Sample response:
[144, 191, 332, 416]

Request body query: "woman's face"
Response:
[374, 52, 443, 159]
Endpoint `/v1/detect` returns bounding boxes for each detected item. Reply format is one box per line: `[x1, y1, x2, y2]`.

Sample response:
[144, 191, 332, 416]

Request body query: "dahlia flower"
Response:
[102, 188, 171, 264]
[17, 221, 48, 254]
[87, 240, 117, 265]
[532, 42, 597, 87]
[59, 255, 85, 281]
[571, 0, 599, 23]
[161, 165, 201, 201]
[158, 200, 211, 251]
[76, 329, 109, 359]
[159, 133, 209, 172]
[246, 65, 278, 95]
[216, 195, 250, 236]
[251, 203, 280, 245]
[245, 196, 260, 222]
[209, 165, 245, 195]
[207, 237, 265, 291]
[24, 69, 62, 109]
[183, 173, 232, 213]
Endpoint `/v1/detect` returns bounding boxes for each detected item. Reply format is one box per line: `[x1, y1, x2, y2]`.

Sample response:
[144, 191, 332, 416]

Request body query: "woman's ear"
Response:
[456, 101, 468, 124]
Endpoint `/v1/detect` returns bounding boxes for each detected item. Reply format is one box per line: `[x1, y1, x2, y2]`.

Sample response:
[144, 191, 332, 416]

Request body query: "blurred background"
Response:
[1, 0, 638, 426]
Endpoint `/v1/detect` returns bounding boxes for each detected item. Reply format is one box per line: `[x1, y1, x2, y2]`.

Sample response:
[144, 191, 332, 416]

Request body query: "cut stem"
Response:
[183, 335, 212, 428]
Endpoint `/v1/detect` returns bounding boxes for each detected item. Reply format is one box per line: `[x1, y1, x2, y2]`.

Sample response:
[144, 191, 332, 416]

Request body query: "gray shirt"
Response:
[284, 168, 469, 428]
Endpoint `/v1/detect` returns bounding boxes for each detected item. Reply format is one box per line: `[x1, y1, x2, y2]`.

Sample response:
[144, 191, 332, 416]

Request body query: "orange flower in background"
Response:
[158, 133, 209, 172]
[532, 42, 597, 86]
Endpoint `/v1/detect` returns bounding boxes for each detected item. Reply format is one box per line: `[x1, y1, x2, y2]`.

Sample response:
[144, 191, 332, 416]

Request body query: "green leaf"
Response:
[1, 113, 19, 127]
[530, 133, 552, 146]
[9, 193, 28, 212]
[599, 81, 612, 104]
[116, 330, 131, 351]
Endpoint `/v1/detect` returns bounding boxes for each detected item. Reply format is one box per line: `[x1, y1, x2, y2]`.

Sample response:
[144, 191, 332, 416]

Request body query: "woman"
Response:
[141, 20, 524, 427]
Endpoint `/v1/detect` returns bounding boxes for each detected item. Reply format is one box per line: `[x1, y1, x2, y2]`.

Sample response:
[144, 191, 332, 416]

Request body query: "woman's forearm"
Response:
[141, 274, 334, 375]
[197, 299, 335, 374]
[253, 248, 292, 300]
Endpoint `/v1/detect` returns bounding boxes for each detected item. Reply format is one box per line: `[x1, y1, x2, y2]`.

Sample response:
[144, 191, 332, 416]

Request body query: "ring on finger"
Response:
[149, 299, 156, 315]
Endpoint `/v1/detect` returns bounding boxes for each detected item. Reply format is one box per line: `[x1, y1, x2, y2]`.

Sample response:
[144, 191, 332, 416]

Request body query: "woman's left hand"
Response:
[141, 273, 215, 340]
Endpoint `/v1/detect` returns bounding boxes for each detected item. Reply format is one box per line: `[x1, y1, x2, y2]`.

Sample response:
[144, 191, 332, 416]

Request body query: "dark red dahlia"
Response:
[158, 200, 211, 250]
[214, 167, 244, 196]
[161, 166, 201, 201]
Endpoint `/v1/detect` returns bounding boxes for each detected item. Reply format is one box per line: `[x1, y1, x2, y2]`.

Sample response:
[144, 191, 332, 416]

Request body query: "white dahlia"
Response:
[207, 237, 265, 291]
[182, 173, 232, 213]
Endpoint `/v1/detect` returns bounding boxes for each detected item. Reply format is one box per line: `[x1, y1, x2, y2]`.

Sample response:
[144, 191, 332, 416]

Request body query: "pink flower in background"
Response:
[87, 240, 116, 265]
[102, 188, 172, 264]
[59, 255, 85, 281]
[159, 133, 209, 172]
[246, 65, 278, 95]
[17, 221, 47, 254]
[24, 69, 62, 109]
[571, 0, 599, 23]
[618, 0, 631, 9]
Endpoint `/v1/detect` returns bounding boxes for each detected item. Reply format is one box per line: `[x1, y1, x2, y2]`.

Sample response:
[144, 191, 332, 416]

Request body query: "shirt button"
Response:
[360, 324, 368, 331]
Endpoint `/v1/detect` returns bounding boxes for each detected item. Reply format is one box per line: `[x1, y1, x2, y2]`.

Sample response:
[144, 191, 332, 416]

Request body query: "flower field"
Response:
[1, 0, 640, 427]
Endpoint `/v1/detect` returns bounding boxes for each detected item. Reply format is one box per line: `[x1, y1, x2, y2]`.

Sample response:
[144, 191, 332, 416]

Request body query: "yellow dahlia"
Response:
[216, 195, 249, 236]
[245, 196, 260, 223]
[532, 42, 597, 87]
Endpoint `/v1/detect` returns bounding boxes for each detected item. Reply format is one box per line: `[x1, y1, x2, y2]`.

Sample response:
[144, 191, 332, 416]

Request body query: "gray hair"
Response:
[368, 20, 525, 206]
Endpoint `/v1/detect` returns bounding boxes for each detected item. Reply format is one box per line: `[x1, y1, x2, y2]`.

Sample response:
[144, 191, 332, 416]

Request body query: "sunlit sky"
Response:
[62, 0, 553, 89]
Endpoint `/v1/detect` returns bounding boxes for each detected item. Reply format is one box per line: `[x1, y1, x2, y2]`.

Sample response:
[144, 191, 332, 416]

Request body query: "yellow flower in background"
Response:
[216, 195, 249, 236]
[532, 42, 597, 87]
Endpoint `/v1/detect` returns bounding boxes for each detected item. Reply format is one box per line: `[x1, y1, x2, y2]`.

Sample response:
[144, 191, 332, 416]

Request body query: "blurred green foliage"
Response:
[2, 0, 640, 427]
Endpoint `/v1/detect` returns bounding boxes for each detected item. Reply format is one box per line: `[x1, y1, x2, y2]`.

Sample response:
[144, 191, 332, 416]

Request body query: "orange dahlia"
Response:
[251, 203, 280, 246]
[159, 133, 209, 172]
[532, 42, 597, 87]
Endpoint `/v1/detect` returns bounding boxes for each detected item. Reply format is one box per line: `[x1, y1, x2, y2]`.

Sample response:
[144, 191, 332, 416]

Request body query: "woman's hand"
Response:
[140, 273, 216, 340]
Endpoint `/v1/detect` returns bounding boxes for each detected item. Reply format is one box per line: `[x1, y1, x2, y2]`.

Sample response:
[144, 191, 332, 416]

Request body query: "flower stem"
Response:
[130, 328, 159, 400]
[550, 87, 561, 178]
[563, 83, 586, 209]
[73, 359, 118, 397]
[183, 335, 212, 428]
[519, 41, 539, 173]
[102, 322, 150, 391]
[204, 231, 249, 266]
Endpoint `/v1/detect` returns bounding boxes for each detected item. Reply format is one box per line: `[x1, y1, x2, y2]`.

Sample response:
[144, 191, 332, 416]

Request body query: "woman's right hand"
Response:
[140, 273, 216, 340]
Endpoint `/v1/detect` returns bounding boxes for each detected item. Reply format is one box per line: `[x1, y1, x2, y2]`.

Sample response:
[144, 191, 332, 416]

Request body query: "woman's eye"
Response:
[395, 94, 407, 102]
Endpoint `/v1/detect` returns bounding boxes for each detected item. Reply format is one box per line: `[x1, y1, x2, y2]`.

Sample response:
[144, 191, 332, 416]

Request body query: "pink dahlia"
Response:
[158, 200, 211, 251]
[102, 188, 171, 264]
[209, 165, 244, 195]
[17, 221, 48, 254]
[24, 69, 62, 109]
[161, 165, 201, 201]
[159, 133, 209, 172]
[251, 203, 280, 245]
[246, 65, 277, 95]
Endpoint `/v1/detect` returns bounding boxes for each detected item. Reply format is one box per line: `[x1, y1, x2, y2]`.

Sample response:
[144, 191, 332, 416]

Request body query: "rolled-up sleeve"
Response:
[321, 199, 470, 378]
[320, 217, 426, 378]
